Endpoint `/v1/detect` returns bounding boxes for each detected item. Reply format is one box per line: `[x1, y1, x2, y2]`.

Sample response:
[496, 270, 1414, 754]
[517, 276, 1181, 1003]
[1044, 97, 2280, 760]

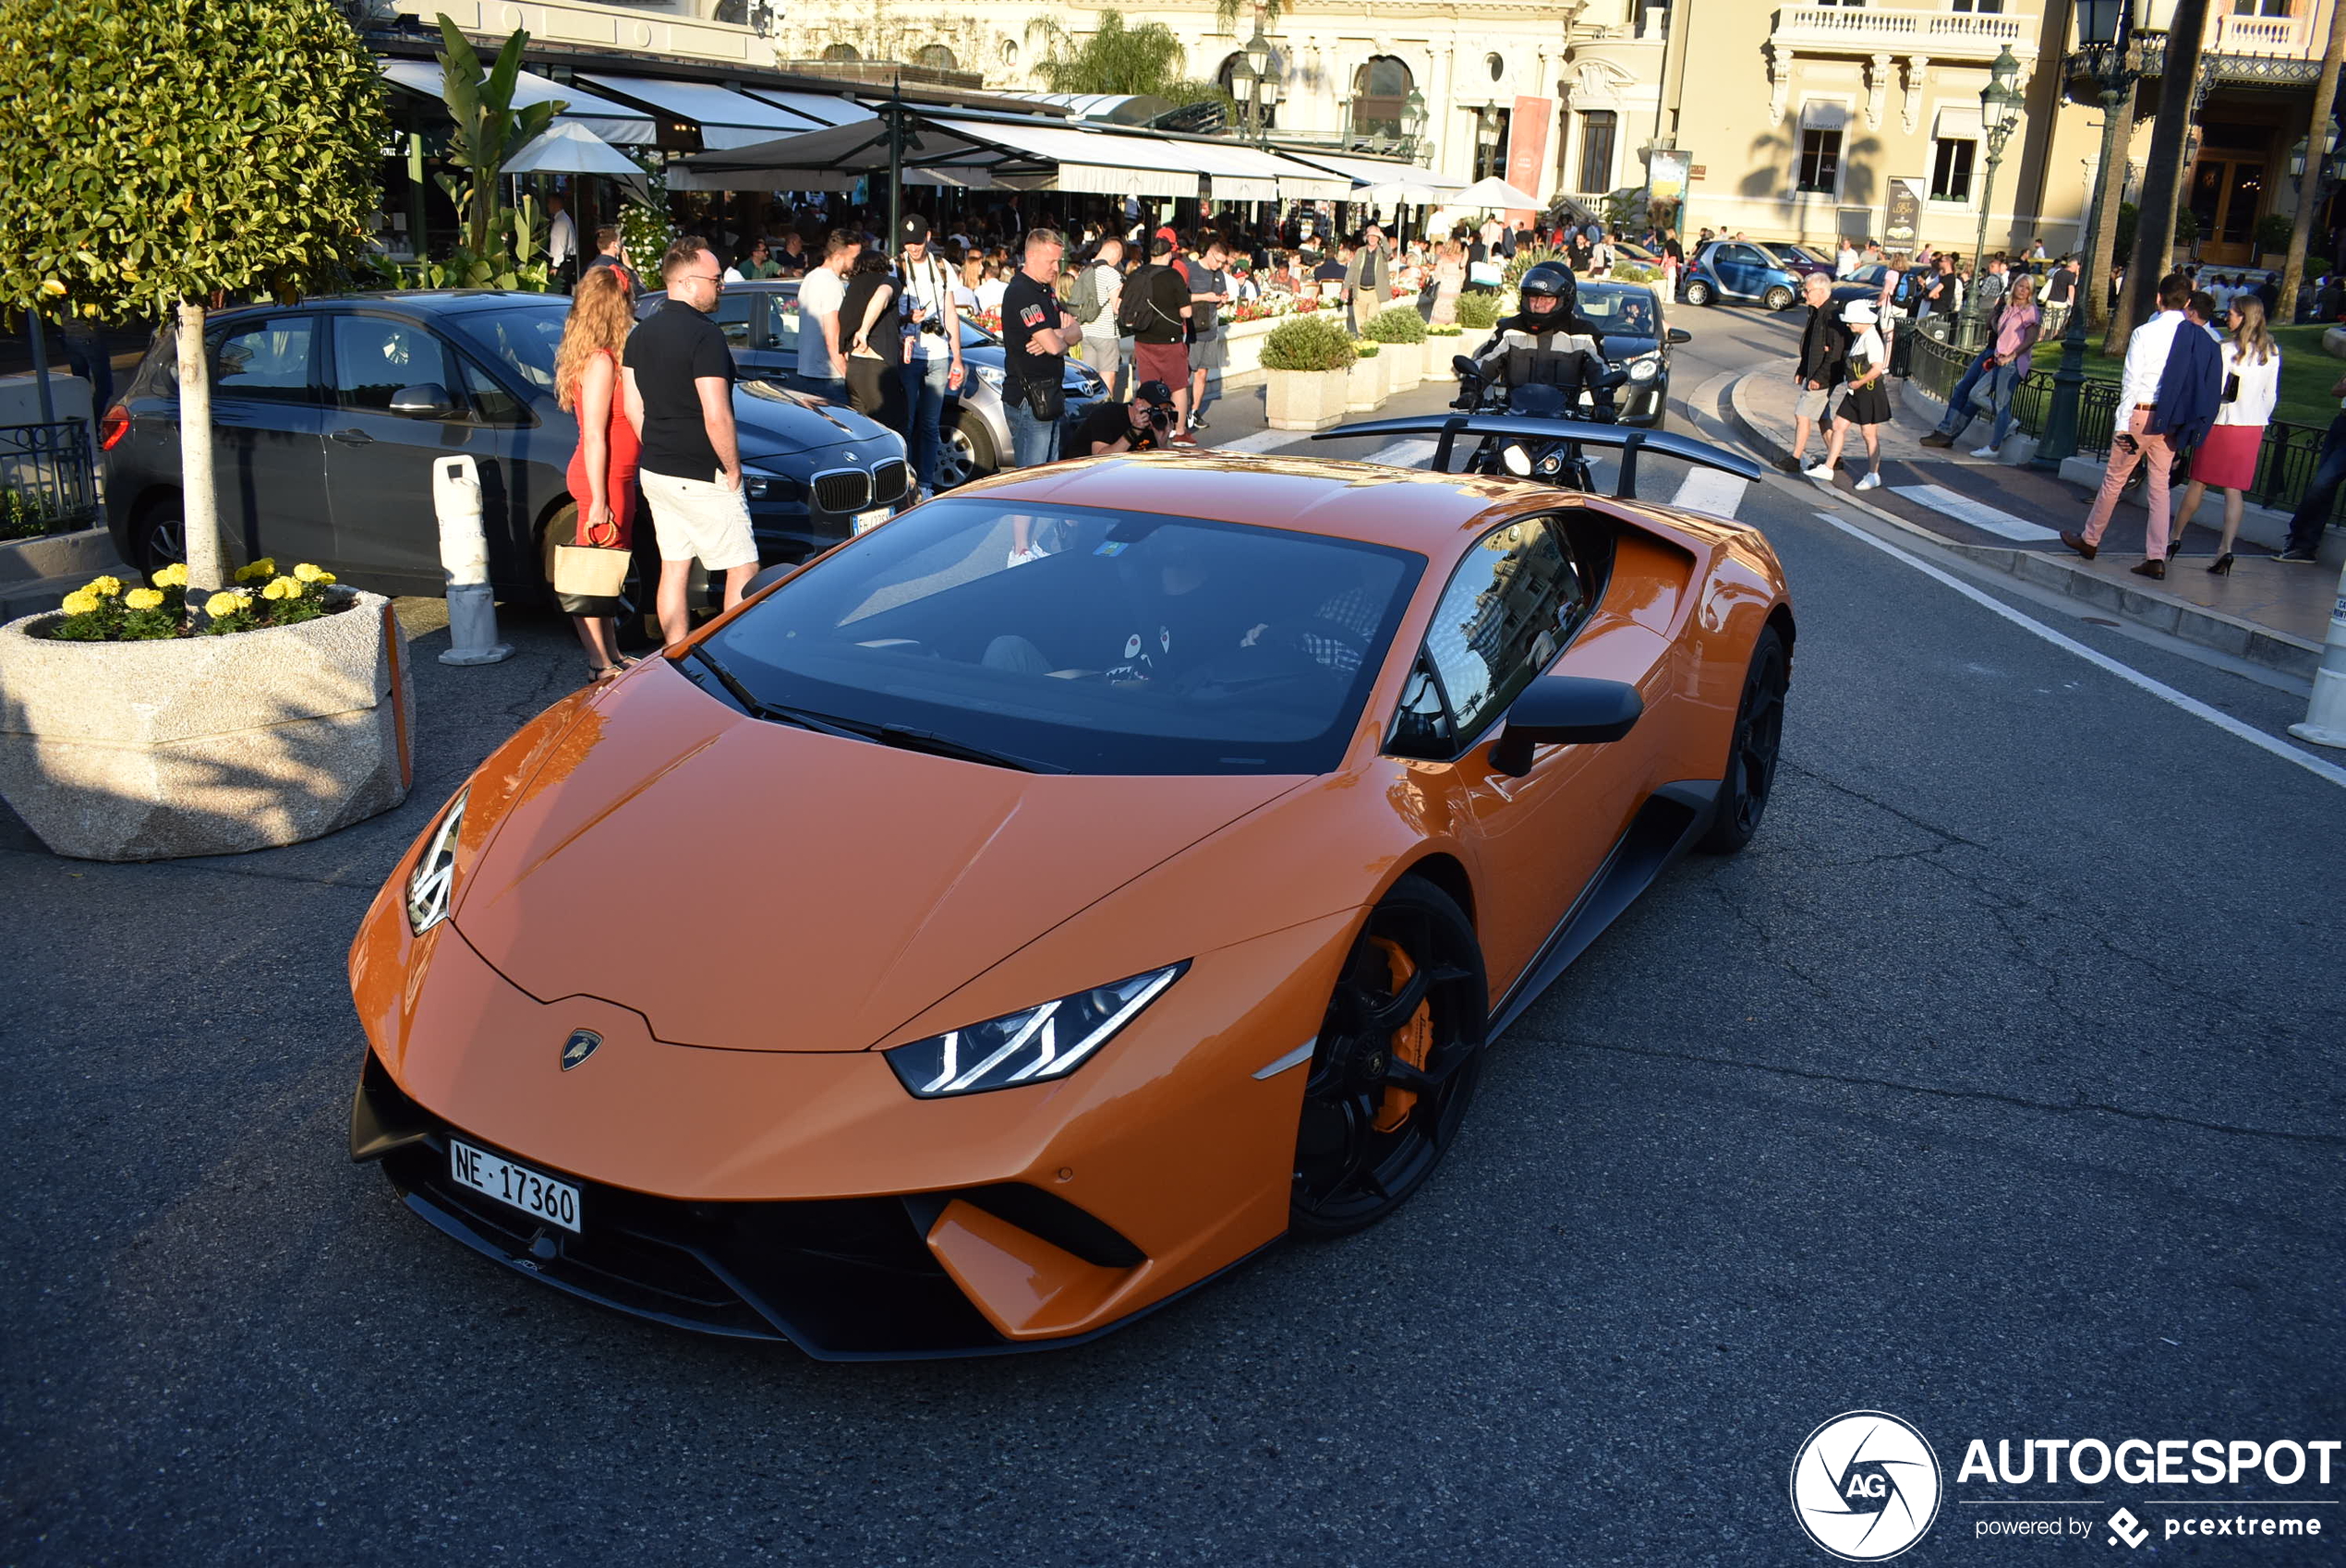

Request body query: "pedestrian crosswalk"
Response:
[1887, 483, 2062, 543]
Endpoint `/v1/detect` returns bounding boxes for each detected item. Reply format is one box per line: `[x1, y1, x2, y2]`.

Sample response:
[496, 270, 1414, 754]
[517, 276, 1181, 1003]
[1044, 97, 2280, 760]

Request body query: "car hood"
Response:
[732, 380, 897, 460]
[1598, 332, 1662, 360]
[451, 661, 1307, 1052]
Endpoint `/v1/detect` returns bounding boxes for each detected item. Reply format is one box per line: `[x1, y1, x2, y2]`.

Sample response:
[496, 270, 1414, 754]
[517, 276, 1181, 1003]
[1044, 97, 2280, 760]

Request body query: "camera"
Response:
[1143, 403, 1175, 430]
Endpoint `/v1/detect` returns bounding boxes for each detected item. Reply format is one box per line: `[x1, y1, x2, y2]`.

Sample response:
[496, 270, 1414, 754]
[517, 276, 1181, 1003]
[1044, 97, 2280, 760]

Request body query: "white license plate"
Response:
[449, 1139, 580, 1233]
[853, 507, 892, 534]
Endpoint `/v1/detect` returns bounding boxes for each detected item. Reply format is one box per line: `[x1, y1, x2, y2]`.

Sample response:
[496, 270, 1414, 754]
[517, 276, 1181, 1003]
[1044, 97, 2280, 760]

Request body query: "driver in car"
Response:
[1469, 260, 1613, 398]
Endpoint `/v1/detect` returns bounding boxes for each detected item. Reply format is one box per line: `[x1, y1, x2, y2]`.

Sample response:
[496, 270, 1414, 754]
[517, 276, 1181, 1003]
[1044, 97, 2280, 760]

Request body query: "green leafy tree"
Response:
[1028, 13, 1227, 107]
[0, 0, 385, 596]
[432, 17, 559, 289]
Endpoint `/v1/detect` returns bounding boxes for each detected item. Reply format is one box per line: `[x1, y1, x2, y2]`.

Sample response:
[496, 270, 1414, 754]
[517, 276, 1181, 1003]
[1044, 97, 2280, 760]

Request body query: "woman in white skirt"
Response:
[1805, 298, 1893, 490]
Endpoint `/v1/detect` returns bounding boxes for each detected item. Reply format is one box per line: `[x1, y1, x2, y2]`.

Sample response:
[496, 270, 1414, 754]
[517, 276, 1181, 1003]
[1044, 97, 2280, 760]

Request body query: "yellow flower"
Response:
[235, 557, 276, 583]
[85, 574, 123, 597]
[151, 562, 188, 588]
[293, 562, 328, 583]
[124, 588, 164, 610]
[260, 575, 297, 600]
[204, 591, 247, 618]
[60, 590, 99, 615]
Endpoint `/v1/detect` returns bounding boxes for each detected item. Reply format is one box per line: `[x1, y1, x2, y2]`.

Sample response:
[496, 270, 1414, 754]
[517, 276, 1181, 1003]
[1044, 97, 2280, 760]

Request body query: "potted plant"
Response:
[1261, 315, 1358, 430]
[2256, 212, 2296, 271]
[1457, 293, 1505, 332]
[1347, 340, 1386, 411]
[1365, 306, 1429, 393]
[0, 0, 410, 861]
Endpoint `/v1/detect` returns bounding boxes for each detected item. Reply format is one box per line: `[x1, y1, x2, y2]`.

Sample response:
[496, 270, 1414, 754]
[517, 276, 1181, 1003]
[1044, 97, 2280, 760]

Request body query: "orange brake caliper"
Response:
[1369, 937, 1433, 1133]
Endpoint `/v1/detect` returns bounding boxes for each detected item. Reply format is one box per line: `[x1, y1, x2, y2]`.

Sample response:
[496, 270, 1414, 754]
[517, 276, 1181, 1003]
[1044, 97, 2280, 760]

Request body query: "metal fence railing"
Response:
[0, 419, 97, 538]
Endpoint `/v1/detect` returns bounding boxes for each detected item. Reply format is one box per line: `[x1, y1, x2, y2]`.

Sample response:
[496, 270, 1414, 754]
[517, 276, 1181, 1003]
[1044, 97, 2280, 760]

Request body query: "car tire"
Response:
[1763, 284, 1796, 312]
[537, 502, 665, 652]
[130, 494, 185, 579]
[939, 410, 997, 491]
[1684, 279, 1714, 308]
[1698, 625, 1789, 856]
[1289, 874, 1488, 1239]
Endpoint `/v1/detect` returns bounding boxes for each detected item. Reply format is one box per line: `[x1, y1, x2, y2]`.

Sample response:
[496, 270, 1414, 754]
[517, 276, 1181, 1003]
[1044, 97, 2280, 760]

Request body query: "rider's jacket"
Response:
[1470, 309, 1610, 392]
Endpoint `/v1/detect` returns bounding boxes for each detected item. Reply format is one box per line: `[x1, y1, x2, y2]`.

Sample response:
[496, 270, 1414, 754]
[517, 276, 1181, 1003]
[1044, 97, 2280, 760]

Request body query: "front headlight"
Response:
[885, 962, 1188, 1098]
[405, 790, 466, 935]
[973, 365, 1005, 394]
[1626, 353, 1662, 382]
[743, 468, 802, 502]
[1500, 443, 1533, 476]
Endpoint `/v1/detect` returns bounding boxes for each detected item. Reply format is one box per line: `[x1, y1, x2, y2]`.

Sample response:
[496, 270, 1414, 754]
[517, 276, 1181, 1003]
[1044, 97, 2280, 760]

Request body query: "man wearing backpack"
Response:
[1121, 235, 1198, 445]
[1075, 236, 1127, 399]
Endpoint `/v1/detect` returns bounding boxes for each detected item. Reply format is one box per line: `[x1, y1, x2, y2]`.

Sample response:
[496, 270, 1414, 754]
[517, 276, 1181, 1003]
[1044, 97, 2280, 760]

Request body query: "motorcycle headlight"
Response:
[1500, 443, 1533, 477]
[885, 962, 1188, 1099]
[1627, 354, 1662, 382]
[405, 790, 466, 935]
[973, 365, 1005, 394]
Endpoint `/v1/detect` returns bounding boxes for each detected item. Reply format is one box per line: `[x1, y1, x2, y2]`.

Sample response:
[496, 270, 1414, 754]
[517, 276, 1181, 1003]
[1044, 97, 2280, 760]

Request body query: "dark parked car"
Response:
[99, 291, 911, 601]
[1571, 281, 1687, 428]
[640, 279, 1107, 489]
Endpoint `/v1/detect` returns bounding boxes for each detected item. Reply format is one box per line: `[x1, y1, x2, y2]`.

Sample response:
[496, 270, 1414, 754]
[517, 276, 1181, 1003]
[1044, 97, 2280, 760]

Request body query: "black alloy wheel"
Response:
[133, 499, 186, 579]
[1699, 625, 1789, 855]
[1290, 876, 1487, 1237]
[938, 411, 997, 491]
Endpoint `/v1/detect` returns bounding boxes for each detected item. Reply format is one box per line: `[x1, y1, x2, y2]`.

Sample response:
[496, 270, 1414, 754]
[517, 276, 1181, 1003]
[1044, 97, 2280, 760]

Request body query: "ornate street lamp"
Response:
[1229, 53, 1259, 140]
[2036, 0, 2151, 468]
[1403, 87, 1428, 162]
[1967, 44, 2026, 326]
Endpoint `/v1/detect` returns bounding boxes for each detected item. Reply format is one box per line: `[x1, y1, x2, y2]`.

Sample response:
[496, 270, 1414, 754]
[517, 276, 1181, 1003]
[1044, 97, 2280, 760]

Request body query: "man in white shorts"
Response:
[623, 236, 759, 645]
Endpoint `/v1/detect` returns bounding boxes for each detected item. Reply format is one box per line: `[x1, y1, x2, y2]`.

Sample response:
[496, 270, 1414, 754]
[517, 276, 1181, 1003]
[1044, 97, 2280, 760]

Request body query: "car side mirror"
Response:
[390, 382, 457, 419]
[1452, 354, 1481, 379]
[1488, 678, 1643, 778]
[1667, 327, 1691, 344]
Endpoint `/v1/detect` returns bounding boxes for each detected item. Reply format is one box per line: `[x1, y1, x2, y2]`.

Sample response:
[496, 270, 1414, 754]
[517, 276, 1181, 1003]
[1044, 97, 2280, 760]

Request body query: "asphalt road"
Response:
[4, 304, 2341, 1566]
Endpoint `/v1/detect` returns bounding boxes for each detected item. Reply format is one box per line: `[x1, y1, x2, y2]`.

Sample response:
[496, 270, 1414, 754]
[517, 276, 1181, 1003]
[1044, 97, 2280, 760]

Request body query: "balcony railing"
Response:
[2212, 11, 2305, 55]
[1772, 5, 2028, 59]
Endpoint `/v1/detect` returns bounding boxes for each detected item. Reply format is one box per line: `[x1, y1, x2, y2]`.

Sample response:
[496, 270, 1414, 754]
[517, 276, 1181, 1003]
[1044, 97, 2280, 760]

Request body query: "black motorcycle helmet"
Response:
[1518, 260, 1578, 320]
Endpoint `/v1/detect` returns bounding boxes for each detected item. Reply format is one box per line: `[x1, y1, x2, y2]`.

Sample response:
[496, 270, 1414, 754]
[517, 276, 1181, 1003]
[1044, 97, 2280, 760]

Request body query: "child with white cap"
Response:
[1805, 297, 1893, 490]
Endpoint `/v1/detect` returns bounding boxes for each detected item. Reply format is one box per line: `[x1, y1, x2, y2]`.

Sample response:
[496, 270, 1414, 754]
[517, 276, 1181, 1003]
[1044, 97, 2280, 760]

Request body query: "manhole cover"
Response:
[2082, 617, 2120, 627]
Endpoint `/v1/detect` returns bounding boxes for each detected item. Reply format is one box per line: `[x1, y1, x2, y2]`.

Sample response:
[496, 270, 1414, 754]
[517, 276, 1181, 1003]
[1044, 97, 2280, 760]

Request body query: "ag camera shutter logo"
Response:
[1791, 1410, 1943, 1561]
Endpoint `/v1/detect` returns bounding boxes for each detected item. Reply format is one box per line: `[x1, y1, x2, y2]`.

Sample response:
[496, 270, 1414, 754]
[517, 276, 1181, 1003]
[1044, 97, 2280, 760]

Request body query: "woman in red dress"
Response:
[554, 265, 641, 680]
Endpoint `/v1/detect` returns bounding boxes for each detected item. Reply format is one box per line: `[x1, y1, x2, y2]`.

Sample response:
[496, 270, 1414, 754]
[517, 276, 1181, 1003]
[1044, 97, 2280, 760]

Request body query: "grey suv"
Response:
[100, 290, 911, 599]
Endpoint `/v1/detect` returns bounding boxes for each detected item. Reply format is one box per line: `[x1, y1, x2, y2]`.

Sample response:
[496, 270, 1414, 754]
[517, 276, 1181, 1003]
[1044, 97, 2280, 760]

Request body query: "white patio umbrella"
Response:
[502, 122, 648, 196]
[1449, 175, 1544, 211]
[1358, 176, 1453, 207]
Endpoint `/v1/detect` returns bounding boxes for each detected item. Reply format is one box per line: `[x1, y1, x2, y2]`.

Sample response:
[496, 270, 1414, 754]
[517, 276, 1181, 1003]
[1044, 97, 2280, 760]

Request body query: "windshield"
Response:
[695, 498, 1421, 775]
[1574, 285, 1663, 339]
[449, 304, 568, 402]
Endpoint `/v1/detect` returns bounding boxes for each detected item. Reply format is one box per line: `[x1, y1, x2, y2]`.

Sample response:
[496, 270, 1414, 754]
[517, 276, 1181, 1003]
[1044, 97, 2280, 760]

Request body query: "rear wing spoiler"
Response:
[1311, 415, 1762, 501]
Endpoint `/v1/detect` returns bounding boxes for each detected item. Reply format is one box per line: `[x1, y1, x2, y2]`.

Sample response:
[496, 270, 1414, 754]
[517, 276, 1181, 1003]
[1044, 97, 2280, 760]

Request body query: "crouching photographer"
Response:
[1071, 380, 1179, 456]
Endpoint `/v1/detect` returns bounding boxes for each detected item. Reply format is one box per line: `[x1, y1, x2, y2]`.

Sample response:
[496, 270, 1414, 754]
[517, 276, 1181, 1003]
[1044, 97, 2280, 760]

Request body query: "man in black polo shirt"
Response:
[622, 236, 758, 644]
[1000, 225, 1079, 468]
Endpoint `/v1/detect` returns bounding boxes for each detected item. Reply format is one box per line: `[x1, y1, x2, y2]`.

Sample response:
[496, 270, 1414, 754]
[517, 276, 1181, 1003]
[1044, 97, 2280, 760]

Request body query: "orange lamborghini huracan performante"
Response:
[349, 423, 1793, 1359]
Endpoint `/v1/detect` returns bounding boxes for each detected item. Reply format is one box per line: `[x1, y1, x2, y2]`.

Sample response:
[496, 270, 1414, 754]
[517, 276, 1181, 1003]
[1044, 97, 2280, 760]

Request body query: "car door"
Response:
[206, 314, 334, 570]
[321, 310, 478, 590]
[1713, 245, 1764, 298]
[730, 287, 801, 385]
[1387, 514, 1639, 995]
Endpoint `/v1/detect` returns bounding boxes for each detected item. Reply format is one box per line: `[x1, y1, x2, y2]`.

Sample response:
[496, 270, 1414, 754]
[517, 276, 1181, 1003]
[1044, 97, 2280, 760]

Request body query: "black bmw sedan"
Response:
[98, 291, 911, 600]
[1572, 281, 1690, 429]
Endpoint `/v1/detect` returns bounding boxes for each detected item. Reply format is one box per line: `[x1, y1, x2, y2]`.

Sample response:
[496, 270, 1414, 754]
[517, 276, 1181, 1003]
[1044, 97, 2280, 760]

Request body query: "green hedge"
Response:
[1363, 305, 1428, 344]
[1261, 313, 1359, 372]
[1457, 293, 1503, 330]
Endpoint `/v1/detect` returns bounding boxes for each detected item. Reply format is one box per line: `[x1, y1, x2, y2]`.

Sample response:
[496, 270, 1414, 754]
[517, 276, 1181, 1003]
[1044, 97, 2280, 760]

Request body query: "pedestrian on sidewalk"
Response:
[1126, 236, 1197, 445]
[2276, 368, 2346, 563]
[2172, 296, 2280, 575]
[1187, 235, 1232, 430]
[553, 265, 639, 681]
[792, 229, 858, 401]
[1780, 271, 1850, 473]
[1925, 253, 1964, 320]
[840, 248, 906, 433]
[897, 214, 968, 500]
[1805, 298, 1891, 490]
[1073, 235, 1127, 398]
[2062, 272, 2221, 581]
[1920, 275, 2040, 455]
[1000, 226, 1080, 470]
[623, 237, 759, 645]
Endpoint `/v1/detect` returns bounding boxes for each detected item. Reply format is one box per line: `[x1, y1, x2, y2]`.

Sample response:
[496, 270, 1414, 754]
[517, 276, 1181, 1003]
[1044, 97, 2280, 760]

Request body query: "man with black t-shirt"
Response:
[1128, 237, 1198, 445]
[622, 236, 758, 644]
[1072, 380, 1176, 455]
[1000, 227, 1079, 468]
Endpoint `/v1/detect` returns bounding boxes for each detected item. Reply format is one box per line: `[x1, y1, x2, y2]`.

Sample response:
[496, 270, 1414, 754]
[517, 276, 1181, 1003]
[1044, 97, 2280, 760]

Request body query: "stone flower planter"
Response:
[0, 589, 414, 861]
[1380, 339, 1425, 394]
[1347, 351, 1386, 412]
[1264, 367, 1351, 431]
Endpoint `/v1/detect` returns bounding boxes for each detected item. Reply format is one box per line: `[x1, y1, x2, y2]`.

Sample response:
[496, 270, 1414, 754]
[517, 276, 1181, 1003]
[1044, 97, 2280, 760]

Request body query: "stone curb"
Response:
[1724, 369, 2321, 681]
[0, 525, 135, 623]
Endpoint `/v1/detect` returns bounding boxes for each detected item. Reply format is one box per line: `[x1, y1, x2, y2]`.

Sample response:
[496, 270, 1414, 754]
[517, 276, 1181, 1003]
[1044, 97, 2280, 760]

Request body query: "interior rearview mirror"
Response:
[390, 382, 456, 419]
[1489, 678, 1644, 778]
[1667, 327, 1691, 344]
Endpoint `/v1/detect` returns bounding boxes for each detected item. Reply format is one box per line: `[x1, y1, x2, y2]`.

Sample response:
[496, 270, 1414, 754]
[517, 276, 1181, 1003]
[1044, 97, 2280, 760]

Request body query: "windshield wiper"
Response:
[687, 651, 1063, 773]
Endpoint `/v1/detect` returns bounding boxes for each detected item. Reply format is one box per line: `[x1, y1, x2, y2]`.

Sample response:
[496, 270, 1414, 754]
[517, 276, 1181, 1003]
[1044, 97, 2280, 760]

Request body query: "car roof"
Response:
[208, 290, 568, 325]
[946, 452, 1586, 558]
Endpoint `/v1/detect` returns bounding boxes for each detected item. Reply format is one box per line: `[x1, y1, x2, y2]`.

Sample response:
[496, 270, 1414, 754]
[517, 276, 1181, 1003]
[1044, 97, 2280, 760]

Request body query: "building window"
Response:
[1952, 0, 2004, 12]
[1474, 108, 1513, 181]
[1578, 110, 1617, 195]
[1487, 52, 1506, 81]
[2233, 0, 2292, 13]
[1350, 56, 1415, 139]
[1930, 137, 1977, 200]
[915, 44, 957, 70]
[820, 42, 860, 62]
[1797, 127, 1842, 193]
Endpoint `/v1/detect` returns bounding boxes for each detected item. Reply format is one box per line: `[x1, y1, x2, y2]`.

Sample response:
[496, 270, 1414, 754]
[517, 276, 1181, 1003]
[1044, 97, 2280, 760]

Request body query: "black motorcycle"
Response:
[1448, 354, 1632, 489]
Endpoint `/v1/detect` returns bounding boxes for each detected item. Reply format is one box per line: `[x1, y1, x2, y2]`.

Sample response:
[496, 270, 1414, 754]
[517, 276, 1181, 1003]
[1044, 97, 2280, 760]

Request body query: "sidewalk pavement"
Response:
[1728, 368, 2337, 680]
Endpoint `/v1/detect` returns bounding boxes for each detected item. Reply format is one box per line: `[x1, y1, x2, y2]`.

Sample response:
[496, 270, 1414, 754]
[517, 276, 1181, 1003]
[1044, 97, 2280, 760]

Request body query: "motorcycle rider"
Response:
[1468, 260, 1614, 405]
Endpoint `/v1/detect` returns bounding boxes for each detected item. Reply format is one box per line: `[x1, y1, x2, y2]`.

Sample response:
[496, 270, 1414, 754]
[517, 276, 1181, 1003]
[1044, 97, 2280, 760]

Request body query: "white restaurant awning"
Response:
[1281, 149, 1464, 200]
[579, 74, 822, 151]
[925, 116, 1200, 199]
[741, 89, 878, 128]
[380, 58, 657, 146]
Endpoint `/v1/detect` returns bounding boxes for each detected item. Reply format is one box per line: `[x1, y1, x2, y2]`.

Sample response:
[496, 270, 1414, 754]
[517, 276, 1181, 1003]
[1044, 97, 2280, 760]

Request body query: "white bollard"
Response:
[2288, 556, 2346, 750]
[429, 454, 513, 667]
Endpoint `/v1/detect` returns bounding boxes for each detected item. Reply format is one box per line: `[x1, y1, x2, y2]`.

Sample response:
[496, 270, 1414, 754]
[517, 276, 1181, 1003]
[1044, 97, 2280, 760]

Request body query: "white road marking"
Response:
[1212, 428, 1297, 454]
[1361, 438, 1440, 469]
[1888, 483, 2063, 542]
[1821, 514, 2346, 792]
[1671, 468, 1750, 519]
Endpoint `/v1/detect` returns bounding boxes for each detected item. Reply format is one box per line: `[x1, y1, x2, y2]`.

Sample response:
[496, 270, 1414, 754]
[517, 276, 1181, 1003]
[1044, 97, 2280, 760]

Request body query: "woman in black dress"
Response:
[1807, 297, 1892, 491]
[840, 249, 907, 434]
